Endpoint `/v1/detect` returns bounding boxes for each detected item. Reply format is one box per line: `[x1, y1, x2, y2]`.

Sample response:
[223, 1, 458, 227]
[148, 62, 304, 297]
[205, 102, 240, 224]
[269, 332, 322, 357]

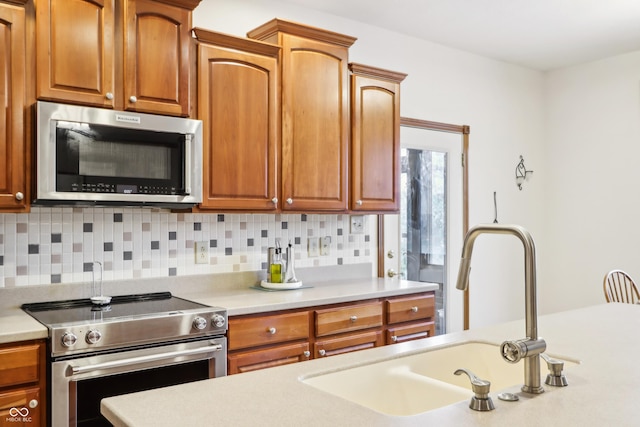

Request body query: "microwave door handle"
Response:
[183, 134, 192, 195]
[69, 342, 223, 375]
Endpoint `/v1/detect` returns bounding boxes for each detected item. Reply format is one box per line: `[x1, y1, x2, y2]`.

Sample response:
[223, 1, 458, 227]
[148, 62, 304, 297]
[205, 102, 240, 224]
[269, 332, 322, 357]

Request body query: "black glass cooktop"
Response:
[22, 292, 211, 327]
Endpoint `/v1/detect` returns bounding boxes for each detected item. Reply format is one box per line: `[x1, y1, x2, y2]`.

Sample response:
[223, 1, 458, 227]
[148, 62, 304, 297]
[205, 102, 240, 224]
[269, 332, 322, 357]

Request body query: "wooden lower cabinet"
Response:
[228, 342, 311, 375]
[385, 293, 436, 346]
[386, 322, 435, 345]
[227, 292, 436, 375]
[227, 311, 309, 351]
[0, 387, 41, 427]
[314, 330, 383, 358]
[315, 301, 383, 337]
[0, 340, 46, 427]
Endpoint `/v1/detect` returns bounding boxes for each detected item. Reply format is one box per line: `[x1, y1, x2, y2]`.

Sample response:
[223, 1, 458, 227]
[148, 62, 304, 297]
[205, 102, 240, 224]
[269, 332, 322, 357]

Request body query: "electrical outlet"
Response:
[307, 238, 319, 257]
[350, 215, 365, 234]
[195, 241, 209, 264]
[320, 236, 331, 256]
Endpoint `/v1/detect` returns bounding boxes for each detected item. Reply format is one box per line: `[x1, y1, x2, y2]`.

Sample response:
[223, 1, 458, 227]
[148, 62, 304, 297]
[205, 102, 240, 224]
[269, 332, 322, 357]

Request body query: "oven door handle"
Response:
[69, 342, 223, 375]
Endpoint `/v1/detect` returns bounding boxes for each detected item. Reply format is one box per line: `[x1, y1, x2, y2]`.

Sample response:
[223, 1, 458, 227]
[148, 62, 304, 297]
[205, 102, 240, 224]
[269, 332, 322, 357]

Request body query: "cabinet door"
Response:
[0, 2, 28, 211]
[386, 321, 435, 345]
[36, 0, 116, 107]
[123, 0, 191, 116]
[350, 65, 405, 211]
[280, 34, 350, 211]
[386, 293, 435, 325]
[0, 343, 40, 389]
[315, 301, 383, 337]
[228, 342, 310, 375]
[228, 311, 310, 351]
[197, 38, 279, 210]
[314, 330, 383, 358]
[0, 387, 41, 427]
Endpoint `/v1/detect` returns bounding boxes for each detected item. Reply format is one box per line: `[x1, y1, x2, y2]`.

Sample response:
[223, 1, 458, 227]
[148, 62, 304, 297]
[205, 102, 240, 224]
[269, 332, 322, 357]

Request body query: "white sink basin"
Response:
[302, 341, 578, 416]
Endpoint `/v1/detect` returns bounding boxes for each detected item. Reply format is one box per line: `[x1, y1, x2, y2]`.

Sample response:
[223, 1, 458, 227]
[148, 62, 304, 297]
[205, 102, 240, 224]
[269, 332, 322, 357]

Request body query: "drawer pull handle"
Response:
[268, 327, 277, 335]
[350, 315, 358, 322]
[319, 349, 326, 357]
[391, 335, 398, 342]
[411, 306, 419, 313]
[303, 351, 310, 358]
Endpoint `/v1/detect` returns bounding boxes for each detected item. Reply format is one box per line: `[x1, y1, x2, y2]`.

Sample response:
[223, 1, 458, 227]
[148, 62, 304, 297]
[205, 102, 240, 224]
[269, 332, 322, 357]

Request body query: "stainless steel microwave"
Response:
[34, 101, 203, 208]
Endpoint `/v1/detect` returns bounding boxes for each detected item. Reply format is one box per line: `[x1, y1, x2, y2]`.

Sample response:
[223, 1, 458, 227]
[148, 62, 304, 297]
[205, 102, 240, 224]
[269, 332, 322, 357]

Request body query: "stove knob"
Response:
[61, 332, 77, 347]
[211, 314, 226, 328]
[86, 329, 102, 344]
[193, 316, 207, 330]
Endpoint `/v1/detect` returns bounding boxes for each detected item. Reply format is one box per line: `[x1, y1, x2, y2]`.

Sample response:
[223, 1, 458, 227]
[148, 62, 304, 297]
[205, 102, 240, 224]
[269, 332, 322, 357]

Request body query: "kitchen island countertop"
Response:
[102, 303, 640, 426]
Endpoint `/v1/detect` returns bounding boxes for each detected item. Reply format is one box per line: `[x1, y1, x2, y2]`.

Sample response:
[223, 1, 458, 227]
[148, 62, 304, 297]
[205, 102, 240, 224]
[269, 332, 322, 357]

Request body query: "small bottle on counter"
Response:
[269, 247, 283, 283]
[266, 247, 276, 282]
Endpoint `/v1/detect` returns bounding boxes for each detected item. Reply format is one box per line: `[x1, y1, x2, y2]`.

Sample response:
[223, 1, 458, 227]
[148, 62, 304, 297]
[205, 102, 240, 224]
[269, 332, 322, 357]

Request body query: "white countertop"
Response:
[0, 307, 49, 343]
[0, 277, 437, 344]
[102, 303, 640, 426]
[178, 277, 438, 316]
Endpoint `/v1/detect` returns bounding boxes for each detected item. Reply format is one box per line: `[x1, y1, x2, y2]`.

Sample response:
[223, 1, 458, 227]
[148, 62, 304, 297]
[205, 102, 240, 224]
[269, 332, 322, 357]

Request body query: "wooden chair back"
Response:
[603, 270, 640, 304]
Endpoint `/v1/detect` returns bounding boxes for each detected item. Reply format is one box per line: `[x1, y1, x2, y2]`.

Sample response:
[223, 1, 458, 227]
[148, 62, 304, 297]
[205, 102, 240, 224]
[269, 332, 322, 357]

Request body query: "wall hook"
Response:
[515, 155, 533, 190]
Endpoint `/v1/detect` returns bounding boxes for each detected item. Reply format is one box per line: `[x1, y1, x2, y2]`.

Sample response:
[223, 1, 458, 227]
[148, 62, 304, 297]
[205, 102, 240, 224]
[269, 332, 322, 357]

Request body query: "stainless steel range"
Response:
[22, 292, 227, 427]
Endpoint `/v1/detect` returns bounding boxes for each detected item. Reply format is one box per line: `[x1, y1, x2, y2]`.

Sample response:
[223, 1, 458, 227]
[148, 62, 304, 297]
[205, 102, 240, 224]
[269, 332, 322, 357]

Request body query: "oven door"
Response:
[50, 337, 226, 427]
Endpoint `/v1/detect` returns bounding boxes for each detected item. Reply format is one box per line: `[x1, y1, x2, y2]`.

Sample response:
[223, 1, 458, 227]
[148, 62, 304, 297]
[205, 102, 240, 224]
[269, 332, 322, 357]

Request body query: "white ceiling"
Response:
[280, 0, 640, 71]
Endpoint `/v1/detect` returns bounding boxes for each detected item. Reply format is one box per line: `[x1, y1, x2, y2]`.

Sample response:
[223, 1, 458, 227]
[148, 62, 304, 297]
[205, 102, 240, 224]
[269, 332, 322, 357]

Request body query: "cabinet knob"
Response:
[411, 306, 419, 313]
[129, 95, 137, 103]
[350, 315, 358, 322]
[356, 200, 363, 206]
[271, 197, 278, 204]
[318, 349, 326, 357]
[391, 335, 398, 342]
[15, 192, 24, 201]
[268, 327, 277, 335]
[105, 92, 114, 100]
[303, 350, 310, 358]
[29, 399, 38, 409]
[286, 198, 293, 205]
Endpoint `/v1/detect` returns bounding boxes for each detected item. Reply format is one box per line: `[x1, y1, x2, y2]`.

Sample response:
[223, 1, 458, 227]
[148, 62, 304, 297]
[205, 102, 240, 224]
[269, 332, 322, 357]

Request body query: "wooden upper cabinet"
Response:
[36, 0, 197, 116]
[36, 0, 116, 108]
[0, 1, 29, 212]
[123, 0, 192, 116]
[248, 19, 356, 212]
[195, 29, 280, 211]
[349, 63, 406, 212]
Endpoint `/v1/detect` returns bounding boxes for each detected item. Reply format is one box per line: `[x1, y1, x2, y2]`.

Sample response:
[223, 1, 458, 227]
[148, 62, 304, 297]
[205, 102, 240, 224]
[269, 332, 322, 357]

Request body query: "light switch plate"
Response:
[350, 215, 365, 234]
[308, 238, 319, 257]
[195, 241, 208, 264]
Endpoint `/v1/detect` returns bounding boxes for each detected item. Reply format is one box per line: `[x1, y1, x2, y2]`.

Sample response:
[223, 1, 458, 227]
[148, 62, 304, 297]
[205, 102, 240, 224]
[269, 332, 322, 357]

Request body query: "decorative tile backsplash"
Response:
[0, 208, 373, 288]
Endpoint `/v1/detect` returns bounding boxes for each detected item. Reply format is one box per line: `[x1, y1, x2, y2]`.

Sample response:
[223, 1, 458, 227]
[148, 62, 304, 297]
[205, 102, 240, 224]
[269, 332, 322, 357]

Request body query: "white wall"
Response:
[541, 51, 640, 314]
[194, 0, 547, 329]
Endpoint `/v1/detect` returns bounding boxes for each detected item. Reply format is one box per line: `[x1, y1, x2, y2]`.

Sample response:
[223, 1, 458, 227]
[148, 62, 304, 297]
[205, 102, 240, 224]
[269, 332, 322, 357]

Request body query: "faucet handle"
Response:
[454, 368, 495, 411]
[540, 353, 568, 387]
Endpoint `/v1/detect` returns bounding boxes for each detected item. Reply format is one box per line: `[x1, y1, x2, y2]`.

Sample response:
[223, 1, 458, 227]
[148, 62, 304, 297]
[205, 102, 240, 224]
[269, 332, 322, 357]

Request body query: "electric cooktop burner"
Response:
[23, 292, 210, 326]
[22, 292, 227, 358]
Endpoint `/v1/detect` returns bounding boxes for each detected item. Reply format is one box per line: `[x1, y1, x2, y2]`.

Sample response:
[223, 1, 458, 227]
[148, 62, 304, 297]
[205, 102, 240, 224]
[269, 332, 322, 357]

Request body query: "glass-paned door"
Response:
[384, 125, 464, 333]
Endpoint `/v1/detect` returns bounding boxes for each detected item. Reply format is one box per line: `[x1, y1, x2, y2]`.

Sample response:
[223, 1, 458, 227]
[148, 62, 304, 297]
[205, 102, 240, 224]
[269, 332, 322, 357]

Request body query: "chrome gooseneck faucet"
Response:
[456, 223, 546, 394]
